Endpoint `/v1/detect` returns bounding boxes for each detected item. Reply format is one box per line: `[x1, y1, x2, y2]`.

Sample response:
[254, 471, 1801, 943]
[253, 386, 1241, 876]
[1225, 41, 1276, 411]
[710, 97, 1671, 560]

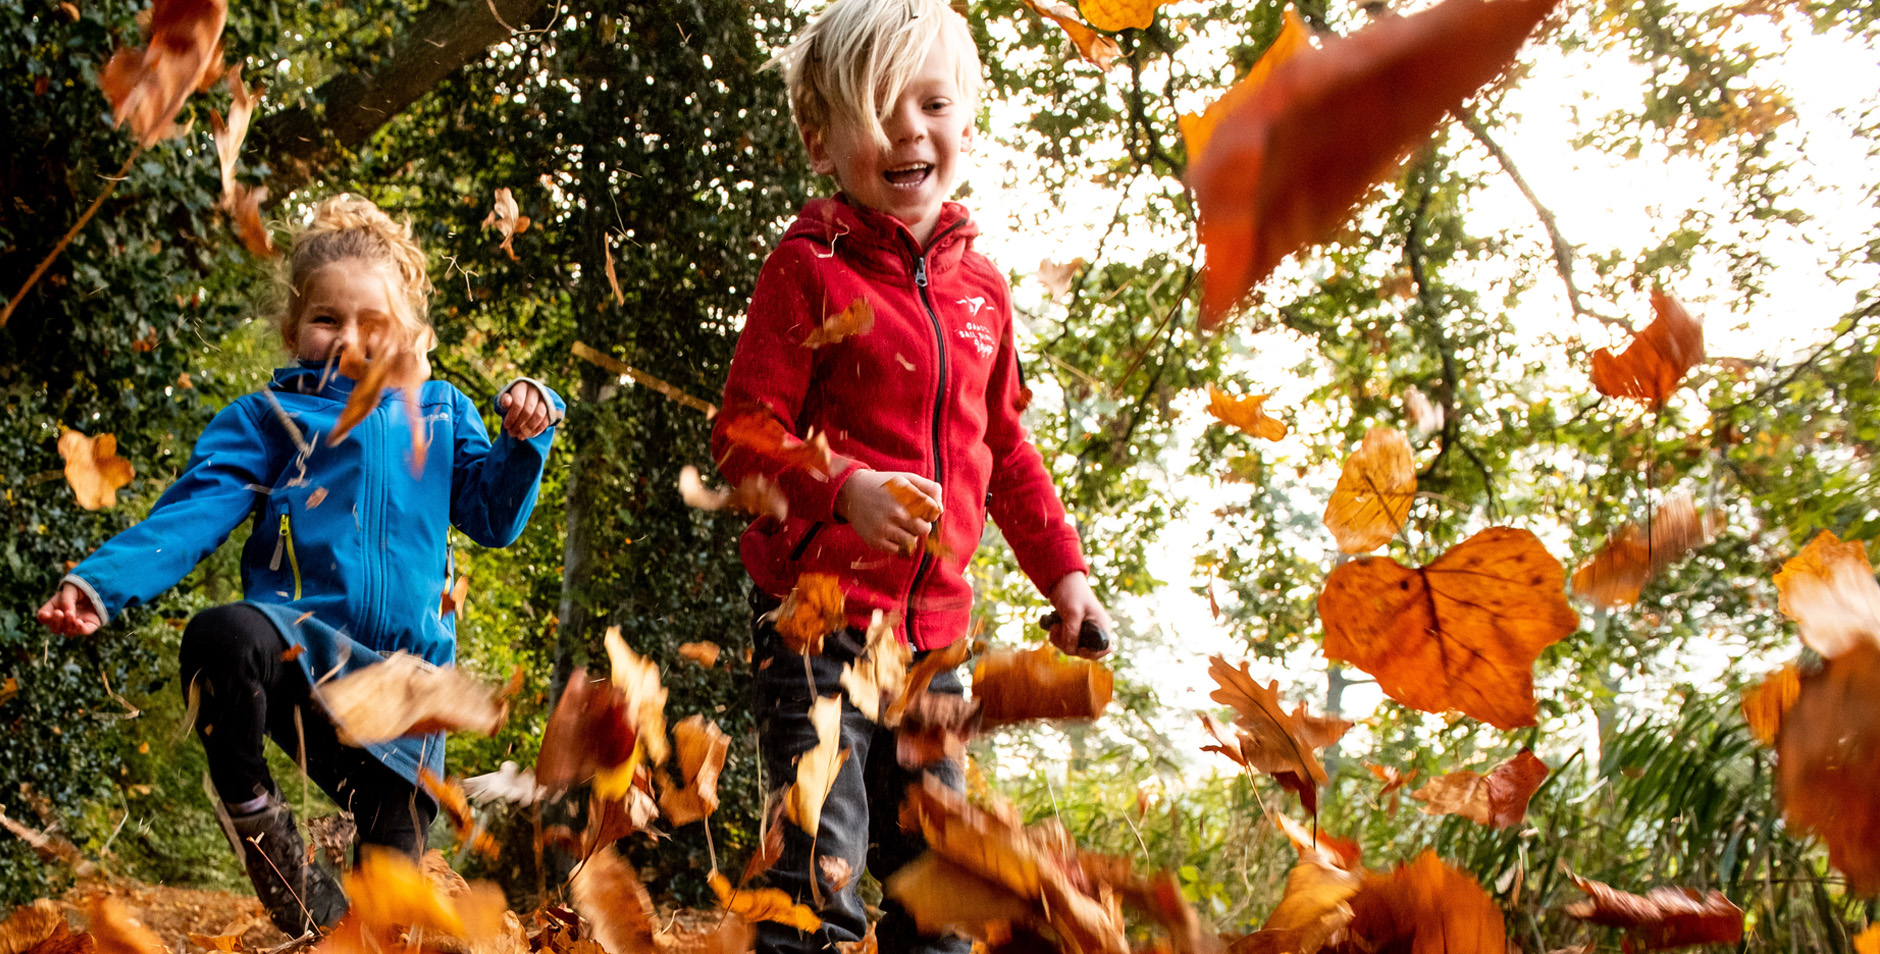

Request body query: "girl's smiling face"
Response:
[287, 260, 402, 378]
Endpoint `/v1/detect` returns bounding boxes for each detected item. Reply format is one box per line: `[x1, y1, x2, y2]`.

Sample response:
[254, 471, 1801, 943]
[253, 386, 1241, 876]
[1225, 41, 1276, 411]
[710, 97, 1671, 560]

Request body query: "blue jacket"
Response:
[66, 363, 563, 782]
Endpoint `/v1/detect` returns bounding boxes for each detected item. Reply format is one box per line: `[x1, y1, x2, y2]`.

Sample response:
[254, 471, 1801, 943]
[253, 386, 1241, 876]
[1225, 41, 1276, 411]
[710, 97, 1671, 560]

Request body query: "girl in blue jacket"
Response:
[35, 196, 563, 936]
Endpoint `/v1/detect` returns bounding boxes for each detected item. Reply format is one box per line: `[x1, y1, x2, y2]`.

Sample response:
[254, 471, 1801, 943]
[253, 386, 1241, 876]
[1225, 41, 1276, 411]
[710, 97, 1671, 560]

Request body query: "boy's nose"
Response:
[885, 104, 924, 143]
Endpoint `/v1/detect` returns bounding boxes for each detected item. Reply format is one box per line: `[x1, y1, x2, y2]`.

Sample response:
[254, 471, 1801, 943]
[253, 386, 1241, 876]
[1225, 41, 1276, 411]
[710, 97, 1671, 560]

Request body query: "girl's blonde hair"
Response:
[281, 195, 437, 356]
[775, 0, 981, 151]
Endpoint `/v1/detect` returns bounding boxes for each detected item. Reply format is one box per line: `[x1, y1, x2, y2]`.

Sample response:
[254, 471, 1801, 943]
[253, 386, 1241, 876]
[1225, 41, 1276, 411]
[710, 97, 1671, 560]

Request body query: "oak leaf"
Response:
[1321, 427, 1415, 554]
[1189, 0, 1560, 325]
[1180, 10, 1311, 167]
[1590, 290, 1705, 408]
[1408, 748, 1548, 829]
[1202, 656, 1351, 814]
[802, 297, 875, 348]
[81, 898, 163, 954]
[1775, 643, 1880, 895]
[1342, 851, 1506, 954]
[785, 694, 848, 834]
[1319, 526, 1578, 730]
[840, 611, 911, 722]
[97, 0, 226, 147]
[58, 429, 134, 511]
[1205, 385, 1287, 441]
[319, 653, 511, 746]
[481, 188, 531, 261]
[1571, 492, 1718, 609]
[677, 641, 722, 668]
[771, 574, 846, 655]
[1562, 874, 1743, 952]
[1772, 530, 1880, 659]
[973, 646, 1114, 726]
[659, 715, 730, 827]
[1740, 665, 1799, 746]
[707, 871, 822, 933]
[569, 846, 658, 954]
[1018, 0, 1119, 71]
[678, 466, 787, 522]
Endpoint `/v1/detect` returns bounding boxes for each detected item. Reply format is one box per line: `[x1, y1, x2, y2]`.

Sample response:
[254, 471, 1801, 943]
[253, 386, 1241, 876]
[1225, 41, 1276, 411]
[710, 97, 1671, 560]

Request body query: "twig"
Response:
[571, 341, 718, 417]
[2, 149, 142, 328]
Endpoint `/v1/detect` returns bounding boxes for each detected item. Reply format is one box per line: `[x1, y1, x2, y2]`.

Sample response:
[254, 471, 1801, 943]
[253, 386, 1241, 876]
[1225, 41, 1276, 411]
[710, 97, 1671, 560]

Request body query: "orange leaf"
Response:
[1562, 874, 1743, 951]
[82, 898, 163, 954]
[1343, 852, 1505, 954]
[1202, 657, 1351, 814]
[1319, 526, 1578, 730]
[886, 477, 943, 522]
[207, 66, 258, 210]
[1205, 385, 1287, 441]
[785, 695, 848, 833]
[96, 0, 226, 147]
[439, 574, 469, 617]
[1017, 0, 1119, 71]
[535, 669, 637, 794]
[678, 641, 722, 668]
[570, 846, 658, 954]
[972, 645, 1114, 726]
[481, 188, 531, 261]
[1855, 925, 1879, 954]
[417, 769, 497, 860]
[1740, 664, 1799, 746]
[603, 237, 626, 306]
[1408, 747, 1548, 829]
[708, 871, 822, 933]
[678, 465, 788, 522]
[1772, 530, 1880, 659]
[840, 611, 912, 722]
[883, 852, 1033, 943]
[1190, 0, 1560, 326]
[1776, 643, 1880, 895]
[0, 900, 64, 954]
[343, 849, 463, 938]
[1078, 0, 1166, 33]
[603, 625, 670, 765]
[227, 184, 277, 258]
[772, 573, 847, 655]
[884, 637, 975, 728]
[1365, 763, 1416, 797]
[659, 715, 730, 827]
[802, 297, 876, 348]
[1570, 492, 1717, 609]
[1590, 290, 1705, 408]
[894, 692, 981, 769]
[1321, 427, 1415, 554]
[1180, 10, 1311, 167]
[1271, 814, 1362, 872]
[719, 406, 836, 477]
[1241, 820, 1363, 954]
[318, 652, 511, 745]
[57, 429, 134, 510]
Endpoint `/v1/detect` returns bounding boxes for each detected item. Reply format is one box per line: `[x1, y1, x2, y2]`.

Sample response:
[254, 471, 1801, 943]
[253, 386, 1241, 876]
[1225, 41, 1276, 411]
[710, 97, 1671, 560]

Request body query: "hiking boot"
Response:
[227, 797, 350, 935]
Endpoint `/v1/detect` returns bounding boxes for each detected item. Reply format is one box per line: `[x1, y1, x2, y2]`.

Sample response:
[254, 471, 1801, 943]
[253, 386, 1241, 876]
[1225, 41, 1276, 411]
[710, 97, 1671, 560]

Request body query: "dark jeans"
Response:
[179, 603, 436, 858]
[750, 592, 972, 954]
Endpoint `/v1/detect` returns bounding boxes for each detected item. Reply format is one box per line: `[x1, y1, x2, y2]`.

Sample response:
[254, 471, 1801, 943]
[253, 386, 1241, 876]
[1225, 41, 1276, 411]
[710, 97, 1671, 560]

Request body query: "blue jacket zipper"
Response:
[902, 222, 965, 643]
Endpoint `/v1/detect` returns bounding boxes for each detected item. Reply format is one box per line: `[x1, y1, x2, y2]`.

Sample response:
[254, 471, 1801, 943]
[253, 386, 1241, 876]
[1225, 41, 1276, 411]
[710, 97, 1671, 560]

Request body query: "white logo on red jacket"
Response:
[957, 321, 996, 358]
[956, 296, 986, 316]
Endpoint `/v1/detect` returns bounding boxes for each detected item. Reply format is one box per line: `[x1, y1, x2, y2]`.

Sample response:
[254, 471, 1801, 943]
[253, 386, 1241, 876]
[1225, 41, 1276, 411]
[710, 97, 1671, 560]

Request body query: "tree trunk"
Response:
[550, 366, 605, 701]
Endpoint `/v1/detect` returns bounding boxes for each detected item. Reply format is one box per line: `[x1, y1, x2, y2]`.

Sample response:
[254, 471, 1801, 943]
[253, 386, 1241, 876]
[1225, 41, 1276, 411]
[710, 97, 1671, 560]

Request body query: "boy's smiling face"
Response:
[807, 29, 975, 248]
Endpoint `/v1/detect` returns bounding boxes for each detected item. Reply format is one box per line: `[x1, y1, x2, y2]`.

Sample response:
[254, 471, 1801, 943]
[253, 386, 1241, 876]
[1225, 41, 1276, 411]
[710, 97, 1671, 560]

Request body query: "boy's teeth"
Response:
[884, 163, 932, 185]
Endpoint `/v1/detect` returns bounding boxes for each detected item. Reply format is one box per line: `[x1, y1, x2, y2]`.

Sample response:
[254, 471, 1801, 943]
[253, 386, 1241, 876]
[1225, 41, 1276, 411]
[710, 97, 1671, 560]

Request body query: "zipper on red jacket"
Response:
[902, 221, 965, 644]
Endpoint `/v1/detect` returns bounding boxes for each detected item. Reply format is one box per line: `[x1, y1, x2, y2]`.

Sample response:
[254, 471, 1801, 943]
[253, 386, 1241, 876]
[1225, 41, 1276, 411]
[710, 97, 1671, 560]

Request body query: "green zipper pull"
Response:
[279, 514, 303, 600]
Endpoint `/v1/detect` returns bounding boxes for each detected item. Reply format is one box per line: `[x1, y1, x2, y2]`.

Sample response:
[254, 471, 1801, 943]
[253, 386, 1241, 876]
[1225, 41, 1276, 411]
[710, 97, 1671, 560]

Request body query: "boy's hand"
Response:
[836, 471, 943, 555]
[498, 383, 553, 440]
[1046, 572, 1113, 659]
[37, 582, 102, 636]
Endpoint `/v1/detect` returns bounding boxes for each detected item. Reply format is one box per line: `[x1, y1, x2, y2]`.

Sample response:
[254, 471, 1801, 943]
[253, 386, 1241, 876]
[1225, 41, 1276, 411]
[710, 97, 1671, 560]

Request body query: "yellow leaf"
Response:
[1078, 0, 1166, 33]
[784, 695, 847, 833]
[659, 715, 731, 827]
[1321, 427, 1416, 554]
[708, 871, 822, 932]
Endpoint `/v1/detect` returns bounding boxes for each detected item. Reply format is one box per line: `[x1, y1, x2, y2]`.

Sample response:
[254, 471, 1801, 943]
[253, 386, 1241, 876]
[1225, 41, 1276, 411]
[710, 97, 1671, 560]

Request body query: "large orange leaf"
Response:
[1562, 874, 1743, 952]
[1570, 492, 1717, 609]
[658, 715, 731, 827]
[1202, 657, 1350, 814]
[1772, 530, 1880, 659]
[1408, 748, 1548, 829]
[1189, 0, 1560, 326]
[570, 846, 658, 954]
[1182, 11, 1311, 168]
[0, 900, 63, 954]
[883, 852, 1034, 944]
[1775, 643, 1880, 896]
[718, 406, 836, 477]
[1318, 527, 1578, 729]
[97, 0, 227, 147]
[1855, 925, 1878, 954]
[772, 573, 847, 655]
[57, 429, 134, 511]
[1740, 664, 1799, 746]
[1340, 852, 1506, 954]
[1321, 427, 1416, 554]
[973, 645, 1114, 726]
[1589, 290, 1704, 408]
[678, 465, 787, 522]
[1205, 385, 1288, 442]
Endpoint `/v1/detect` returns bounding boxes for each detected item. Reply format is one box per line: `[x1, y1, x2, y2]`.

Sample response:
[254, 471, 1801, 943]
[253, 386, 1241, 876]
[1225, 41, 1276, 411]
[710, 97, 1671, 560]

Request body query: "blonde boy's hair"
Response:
[280, 194, 438, 357]
[776, 0, 981, 151]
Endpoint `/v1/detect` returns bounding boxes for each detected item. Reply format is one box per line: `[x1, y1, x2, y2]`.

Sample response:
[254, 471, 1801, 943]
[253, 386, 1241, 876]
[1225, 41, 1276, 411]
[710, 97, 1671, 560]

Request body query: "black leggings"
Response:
[179, 603, 436, 858]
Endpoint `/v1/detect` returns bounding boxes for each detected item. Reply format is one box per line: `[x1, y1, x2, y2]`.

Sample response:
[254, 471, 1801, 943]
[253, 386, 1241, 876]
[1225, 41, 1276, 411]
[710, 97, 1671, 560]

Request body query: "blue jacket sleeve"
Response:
[65, 399, 283, 623]
[448, 379, 565, 547]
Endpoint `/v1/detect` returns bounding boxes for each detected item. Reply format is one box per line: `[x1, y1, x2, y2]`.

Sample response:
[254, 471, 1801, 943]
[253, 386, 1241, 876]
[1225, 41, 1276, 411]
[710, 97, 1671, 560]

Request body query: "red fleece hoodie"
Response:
[712, 196, 1088, 650]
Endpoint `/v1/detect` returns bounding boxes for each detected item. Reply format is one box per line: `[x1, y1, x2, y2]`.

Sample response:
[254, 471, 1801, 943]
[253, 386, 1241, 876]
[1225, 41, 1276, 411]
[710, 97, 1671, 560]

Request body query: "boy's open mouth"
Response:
[884, 163, 933, 187]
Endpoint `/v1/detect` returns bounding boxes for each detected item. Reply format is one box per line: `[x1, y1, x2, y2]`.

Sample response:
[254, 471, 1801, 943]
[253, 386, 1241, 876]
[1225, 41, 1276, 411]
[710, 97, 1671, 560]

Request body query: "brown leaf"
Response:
[973, 646, 1114, 726]
[439, 574, 470, 618]
[1201, 657, 1351, 814]
[1408, 748, 1549, 829]
[883, 853, 1033, 944]
[884, 637, 975, 728]
[227, 184, 276, 258]
[1181, 10, 1311, 167]
[1740, 665, 1799, 746]
[328, 325, 427, 457]
[895, 692, 981, 769]
[1321, 427, 1415, 554]
[819, 855, 854, 893]
[417, 769, 498, 860]
[319, 653, 510, 746]
[1590, 290, 1705, 408]
[678, 641, 723, 668]
[57, 429, 134, 510]
[1271, 815, 1362, 872]
[840, 611, 911, 722]
[1, 901, 66, 954]
[659, 715, 731, 827]
[569, 846, 658, 954]
[708, 871, 822, 933]
[1204, 385, 1287, 441]
[802, 297, 875, 348]
[1571, 492, 1717, 609]
[772, 574, 846, 655]
[207, 66, 258, 209]
[1562, 874, 1743, 952]
[1341, 852, 1505, 954]
[1190, 0, 1560, 325]
[536, 669, 637, 794]
[602, 238, 625, 306]
[82, 898, 164, 954]
[1319, 527, 1578, 730]
[1036, 258, 1085, 300]
[740, 797, 787, 884]
[1017, 0, 1119, 71]
[1772, 530, 1880, 659]
[678, 466, 787, 522]
[885, 477, 943, 523]
[1776, 643, 1880, 895]
[1365, 764, 1416, 797]
[603, 625, 670, 766]
[481, 188, 531, 261]
[96, 0, 226, 147]
[786, 695, 847, 833]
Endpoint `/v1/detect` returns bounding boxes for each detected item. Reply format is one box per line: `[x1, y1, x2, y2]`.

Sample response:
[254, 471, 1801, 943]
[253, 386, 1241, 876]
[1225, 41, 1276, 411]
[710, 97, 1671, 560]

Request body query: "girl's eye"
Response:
[308, 314, 337, 325]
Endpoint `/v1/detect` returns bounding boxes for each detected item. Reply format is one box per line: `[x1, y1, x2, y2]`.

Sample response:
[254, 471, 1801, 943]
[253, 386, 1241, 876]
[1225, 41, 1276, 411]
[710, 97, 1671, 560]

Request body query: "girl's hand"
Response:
[1046, 571, 1113, 659]
[498, 383, 553, 440]
[37, 582, 103, 636]
[836, 471, 943, 555]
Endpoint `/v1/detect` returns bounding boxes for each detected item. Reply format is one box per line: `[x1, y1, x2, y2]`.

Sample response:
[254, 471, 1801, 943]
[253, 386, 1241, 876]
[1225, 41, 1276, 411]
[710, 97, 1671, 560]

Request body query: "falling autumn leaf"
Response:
[1321, 427, 1416, 554]
[1338, 852, 1506, 953]
[97, 0, 227, 148]
[1404, 386, 1443, 436]
[678, 465, 788, 522]
[1409, 748, 1549, 829]
[1366, 763, 1417, 815]
[771, 573, 847, 655]
[708, 871, 822, 933]
[1190, 0, 1561, 325]
[659, 715, 731, 827]
[1740, 664, 1799, 746]
[535, 669, 637, 794]
[1018, 0, 1119, 71]
[570, 846, 658, 954]
[884, 853, 1034, 943]
[82, 897, 163, 954]
[206, 66, 258, 210]
[1180, 9, 1311, 166]
[439, 574, 470, 617]
[841, 611, 912, 722]
[342, 848, 509, 944]
[973, 646, 1114, 726]
[1036, 258, 1085, 299]
[1856, 925, 1879, 954]
[819, 855, 854, 893]
[677, 641, 722, 668]
[1772, 530, 1880, 659]
[894, 692, 982, 769]
[57, 429, 134, 511]
[1590, 290, 1705, 408]
[0, 900, 61, 954]
[1571, 492, 1718, 609]
[785, 694, 848, 834]
[1562, 874, 1744, 952]
[883, 637, 976, 728]
[228, 184, 276, 257]
[718, 406, 836, 477]
[603, 237, 626, 306]
[481, 188, 531, 261]
[603, 626, 670, 765]
[1078, 0, 1166, 32]
[1236, 818, 1364, 954]
[1202, 656, 1350, 814]
[1775, 643, 1880, 895]
[417, 769, 498, 860]
[802, 297, 876, 348]
[319, 652, 512, 746]
[1319, 526, 1578, 730]
[1205, 385, 1288, 441]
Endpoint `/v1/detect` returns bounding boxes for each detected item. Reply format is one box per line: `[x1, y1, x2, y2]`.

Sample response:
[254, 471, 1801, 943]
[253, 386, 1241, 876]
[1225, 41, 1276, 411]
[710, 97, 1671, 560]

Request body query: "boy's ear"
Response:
[803, 126, 837, 176]
[961, 121, 976, 154]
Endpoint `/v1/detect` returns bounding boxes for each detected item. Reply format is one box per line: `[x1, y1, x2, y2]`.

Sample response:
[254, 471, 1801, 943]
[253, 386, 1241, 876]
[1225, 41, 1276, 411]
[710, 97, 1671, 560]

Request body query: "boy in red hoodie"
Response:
[709, 0, 1111, 950]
